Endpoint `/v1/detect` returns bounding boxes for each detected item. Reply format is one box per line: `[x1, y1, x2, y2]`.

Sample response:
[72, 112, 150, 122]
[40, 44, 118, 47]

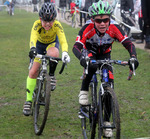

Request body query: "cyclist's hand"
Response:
[128, 57, 139, 71]
[89, 59, 99, 70]
[62, 51, 70, 63]
[29, 47, 37, 59]
[80, 56, 87, 68]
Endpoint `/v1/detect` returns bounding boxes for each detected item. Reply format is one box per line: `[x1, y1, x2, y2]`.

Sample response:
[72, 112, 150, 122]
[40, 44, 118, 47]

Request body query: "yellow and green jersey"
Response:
[30, 19, 68, 52]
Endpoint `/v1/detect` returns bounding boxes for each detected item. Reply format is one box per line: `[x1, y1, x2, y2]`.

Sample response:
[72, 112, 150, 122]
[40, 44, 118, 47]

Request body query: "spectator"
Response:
[85, 0, 92, 20]
[132, 0, 144, 44]
[120, 0, 135, 41]
[32, 0, 38, 12]
[70, 1, 76, 14]
[59, 0, 66, 19]
[121, 0, 134, 13]
[68, 0, 72, 9]
[51, 0, 55, 3]
[79, 0, 86, 27]
[44, 0, 50, 2]
[141, 0, 150, 49]
[4, 0, 10, 13]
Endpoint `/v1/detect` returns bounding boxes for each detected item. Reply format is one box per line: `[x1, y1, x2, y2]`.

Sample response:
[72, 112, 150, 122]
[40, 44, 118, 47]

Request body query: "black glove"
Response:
[29, 47, 37, 59]
[89, 59, 99, 70]
[128, 57, 139, 71]
[80, 56, 87, 68]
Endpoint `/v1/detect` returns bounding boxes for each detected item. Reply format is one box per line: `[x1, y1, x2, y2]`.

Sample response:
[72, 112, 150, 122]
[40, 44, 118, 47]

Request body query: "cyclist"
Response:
[72, 0, 139, 137]
[23, 2, 70, 116]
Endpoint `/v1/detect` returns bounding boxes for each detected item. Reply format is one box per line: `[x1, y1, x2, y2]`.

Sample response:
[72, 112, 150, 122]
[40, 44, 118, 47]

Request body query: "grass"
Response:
[0, 9, 150, 138]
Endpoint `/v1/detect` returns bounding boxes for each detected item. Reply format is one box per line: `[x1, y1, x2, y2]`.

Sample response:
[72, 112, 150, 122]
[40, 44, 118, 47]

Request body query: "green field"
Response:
[0, 9, 150, 138]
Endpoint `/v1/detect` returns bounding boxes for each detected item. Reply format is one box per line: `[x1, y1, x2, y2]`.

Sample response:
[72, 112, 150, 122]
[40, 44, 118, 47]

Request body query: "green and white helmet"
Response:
[88, 0, 113, 17]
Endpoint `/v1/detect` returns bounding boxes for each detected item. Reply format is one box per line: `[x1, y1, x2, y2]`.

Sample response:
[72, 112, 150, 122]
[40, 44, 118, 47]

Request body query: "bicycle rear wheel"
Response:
[34, 74, 51, 135]
[98, 86, 120, 139]
[64, 11, 72, 23]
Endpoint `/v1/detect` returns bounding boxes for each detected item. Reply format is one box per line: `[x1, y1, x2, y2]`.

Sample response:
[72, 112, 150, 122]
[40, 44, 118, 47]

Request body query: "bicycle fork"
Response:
[98, 84, 116, 138]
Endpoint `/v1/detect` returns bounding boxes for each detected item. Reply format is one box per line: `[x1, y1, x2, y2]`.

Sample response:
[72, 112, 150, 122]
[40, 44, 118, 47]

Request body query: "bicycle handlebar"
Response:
[28, 54, 66, 74]
[90, 59, 129, 66]
[85, 57, 135, 79]
[36, 54, 62, 61]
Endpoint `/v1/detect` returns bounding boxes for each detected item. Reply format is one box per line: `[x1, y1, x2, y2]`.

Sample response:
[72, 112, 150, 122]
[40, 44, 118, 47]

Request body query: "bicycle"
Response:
[64, 7, 80, 28]
[29, 54, 66, 135]
[78, 58, 136, 139]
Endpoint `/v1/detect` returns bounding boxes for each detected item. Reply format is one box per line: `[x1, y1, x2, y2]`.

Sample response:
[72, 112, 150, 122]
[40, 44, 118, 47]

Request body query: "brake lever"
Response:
[28, 59, 34, 70]
[59, 57, 67, 74]
[130, 58, 136, 75]
[85, 56, 90, 74]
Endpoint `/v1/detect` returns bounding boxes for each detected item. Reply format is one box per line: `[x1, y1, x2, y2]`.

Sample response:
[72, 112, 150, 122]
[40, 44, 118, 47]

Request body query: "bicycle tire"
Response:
[89, 82, 97, 139]
[64, 11, 72, 23]
[80, 82, 97, 139]
[98, 86, 120, 139]
[34, 74, 51, 135]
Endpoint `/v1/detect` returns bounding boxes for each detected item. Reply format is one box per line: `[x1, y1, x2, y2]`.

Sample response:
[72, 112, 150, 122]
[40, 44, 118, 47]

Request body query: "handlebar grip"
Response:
[59, 62, 66, 74]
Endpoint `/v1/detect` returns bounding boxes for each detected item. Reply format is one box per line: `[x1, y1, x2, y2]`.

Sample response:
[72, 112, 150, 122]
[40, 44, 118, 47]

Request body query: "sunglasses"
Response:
[94, 18, 110, 24]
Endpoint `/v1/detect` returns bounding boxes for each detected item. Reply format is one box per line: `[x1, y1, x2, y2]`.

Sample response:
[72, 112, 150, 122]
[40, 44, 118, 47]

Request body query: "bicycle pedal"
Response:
[78, 114, 84, 119]
[78, 112, 84, 119]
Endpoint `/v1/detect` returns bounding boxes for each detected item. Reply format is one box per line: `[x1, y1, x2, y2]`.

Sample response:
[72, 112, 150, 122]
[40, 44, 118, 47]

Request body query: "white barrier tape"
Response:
[112, 14, 142, 33]
[56, 5, 88, 14]
[0, 5, 7, 7]
[75, 7, 88, 14]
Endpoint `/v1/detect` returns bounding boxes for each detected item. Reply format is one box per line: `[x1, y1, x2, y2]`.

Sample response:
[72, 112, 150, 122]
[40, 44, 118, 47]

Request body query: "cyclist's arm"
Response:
[73, 24, 91, 60]
[122, 39, 137, 58]
[29, 21, 39, 48]
[109, 24, 137, 58]
[55, 21, 68, 52]
[72, 42, 83, 60]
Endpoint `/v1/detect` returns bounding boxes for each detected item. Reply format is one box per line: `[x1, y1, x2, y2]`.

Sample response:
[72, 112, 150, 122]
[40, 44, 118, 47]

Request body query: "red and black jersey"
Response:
[73, 21, 137, 60]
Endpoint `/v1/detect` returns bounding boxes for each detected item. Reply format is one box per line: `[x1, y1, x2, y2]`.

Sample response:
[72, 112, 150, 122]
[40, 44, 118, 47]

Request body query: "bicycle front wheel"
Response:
[98, 86, 120, 139]
[64, 11, 72, 23]
[34, 74, 51, 135]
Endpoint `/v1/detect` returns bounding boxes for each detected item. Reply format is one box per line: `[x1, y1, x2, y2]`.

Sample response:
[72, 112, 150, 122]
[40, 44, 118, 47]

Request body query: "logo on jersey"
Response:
[54, 24, 63, 33]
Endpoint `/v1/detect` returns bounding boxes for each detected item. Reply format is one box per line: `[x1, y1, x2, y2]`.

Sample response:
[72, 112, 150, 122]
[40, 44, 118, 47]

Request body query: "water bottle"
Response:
[102, 69, 109, 82]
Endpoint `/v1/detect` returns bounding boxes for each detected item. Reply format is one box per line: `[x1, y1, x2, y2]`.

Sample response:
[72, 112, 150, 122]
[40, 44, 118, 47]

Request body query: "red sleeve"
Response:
[108, 24, 128, 42]
[76, 23, 95, 48]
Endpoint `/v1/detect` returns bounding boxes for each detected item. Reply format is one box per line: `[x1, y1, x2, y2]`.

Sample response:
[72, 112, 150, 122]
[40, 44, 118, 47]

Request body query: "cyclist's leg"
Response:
[79, 50, 97, 105]
[23, 41, 46, 116]
[79, 67, 96, 105]
[27, 62, 40, 101]
[46, 37, 59, 91]
[47, 36, 59, 76]
[23, 61, 40, 116]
